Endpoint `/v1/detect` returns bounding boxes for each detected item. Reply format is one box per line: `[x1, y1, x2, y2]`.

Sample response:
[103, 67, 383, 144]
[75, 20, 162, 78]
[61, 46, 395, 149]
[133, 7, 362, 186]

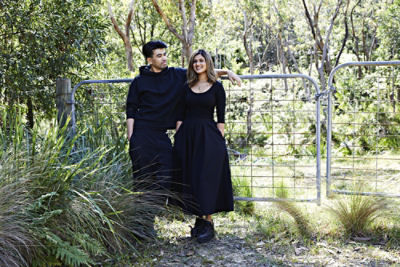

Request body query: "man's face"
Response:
[147, 48, 167, 72]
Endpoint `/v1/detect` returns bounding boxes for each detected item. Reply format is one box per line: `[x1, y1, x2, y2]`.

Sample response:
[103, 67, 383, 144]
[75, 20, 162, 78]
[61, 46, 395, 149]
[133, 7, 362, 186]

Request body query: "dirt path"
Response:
[134, 213, 400, 266]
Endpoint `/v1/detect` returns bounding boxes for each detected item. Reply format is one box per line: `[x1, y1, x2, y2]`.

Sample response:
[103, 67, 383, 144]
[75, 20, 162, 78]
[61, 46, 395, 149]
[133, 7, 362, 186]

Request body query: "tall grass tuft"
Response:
[0, 179, 35, 267]
[327, 186, 388, 237]
[274, 182, 313, 238]
[232, 176, 255, 215]
[0, 108, 174, 266]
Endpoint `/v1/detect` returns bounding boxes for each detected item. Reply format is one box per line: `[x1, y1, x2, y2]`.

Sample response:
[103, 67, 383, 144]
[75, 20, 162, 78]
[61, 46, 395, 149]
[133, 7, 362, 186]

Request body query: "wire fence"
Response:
[72, 74, 322, 204]
[326, 61, 400, 198]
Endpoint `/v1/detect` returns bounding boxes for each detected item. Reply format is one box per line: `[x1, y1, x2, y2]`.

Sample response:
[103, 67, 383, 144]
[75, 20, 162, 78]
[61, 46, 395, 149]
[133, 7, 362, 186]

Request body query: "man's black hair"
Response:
[142, 40, 168, 59]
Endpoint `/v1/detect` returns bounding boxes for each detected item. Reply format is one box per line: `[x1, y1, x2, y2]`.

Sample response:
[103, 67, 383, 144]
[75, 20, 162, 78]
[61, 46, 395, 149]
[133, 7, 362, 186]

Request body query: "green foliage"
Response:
[0, 0, 108, 122]
[377, 0, 400, 60]
[331, 68, 400, 156]
[327, 184, 388, 237]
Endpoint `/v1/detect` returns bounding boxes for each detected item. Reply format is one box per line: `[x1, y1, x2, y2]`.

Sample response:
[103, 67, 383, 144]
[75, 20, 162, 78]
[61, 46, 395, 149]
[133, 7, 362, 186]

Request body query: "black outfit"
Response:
[126, 66, 186, 189]
[173, 81, 234, 216]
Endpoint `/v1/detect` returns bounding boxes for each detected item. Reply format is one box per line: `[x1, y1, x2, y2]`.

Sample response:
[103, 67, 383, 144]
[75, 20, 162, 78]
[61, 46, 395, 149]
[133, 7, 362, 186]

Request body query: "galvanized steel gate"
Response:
[72, 74, 322, 204]
[325, 61, 400, 198]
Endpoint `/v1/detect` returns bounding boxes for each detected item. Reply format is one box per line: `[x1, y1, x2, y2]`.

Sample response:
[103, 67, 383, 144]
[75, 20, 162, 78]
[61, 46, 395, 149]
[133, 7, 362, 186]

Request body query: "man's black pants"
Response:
[129, 127, 173, 191]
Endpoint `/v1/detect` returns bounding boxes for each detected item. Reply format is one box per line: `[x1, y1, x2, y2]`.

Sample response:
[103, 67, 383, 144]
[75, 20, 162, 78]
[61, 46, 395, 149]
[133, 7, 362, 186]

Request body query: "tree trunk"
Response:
[108, 1, 135, 72]
[152, 0, 196, 65]
[26, 98, 34, 129]
[243, 11, 254, 143]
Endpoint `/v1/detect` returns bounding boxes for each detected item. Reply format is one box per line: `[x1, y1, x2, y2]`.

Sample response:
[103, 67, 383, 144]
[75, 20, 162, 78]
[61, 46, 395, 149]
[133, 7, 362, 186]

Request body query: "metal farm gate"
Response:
[71, 74, 322, 204]
[326, 61, 400, 198]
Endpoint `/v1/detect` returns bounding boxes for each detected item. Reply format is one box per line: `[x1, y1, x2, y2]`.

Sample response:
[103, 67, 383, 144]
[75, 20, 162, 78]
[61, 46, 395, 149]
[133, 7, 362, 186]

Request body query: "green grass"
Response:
[0, 178, 34, 267]
[232, 176, 255, 215]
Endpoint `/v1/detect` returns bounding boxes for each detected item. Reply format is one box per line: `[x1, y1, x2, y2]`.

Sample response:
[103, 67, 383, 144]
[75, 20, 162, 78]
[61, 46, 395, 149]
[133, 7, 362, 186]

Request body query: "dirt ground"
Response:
[134, 211, 400, 267]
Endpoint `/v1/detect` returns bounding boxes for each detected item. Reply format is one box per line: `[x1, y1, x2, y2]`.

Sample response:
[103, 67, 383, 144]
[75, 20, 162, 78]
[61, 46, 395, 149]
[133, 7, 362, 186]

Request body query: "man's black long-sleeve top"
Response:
[126, 66, 187, 130]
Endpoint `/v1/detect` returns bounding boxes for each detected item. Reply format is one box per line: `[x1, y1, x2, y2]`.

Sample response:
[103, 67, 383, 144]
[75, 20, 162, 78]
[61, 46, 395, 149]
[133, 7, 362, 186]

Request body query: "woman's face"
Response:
[193, 54, 207, 75]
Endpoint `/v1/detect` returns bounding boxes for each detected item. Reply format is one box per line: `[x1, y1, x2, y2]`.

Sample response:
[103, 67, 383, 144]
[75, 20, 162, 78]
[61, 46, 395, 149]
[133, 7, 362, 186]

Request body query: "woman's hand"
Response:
[227, 70, 242, 87]
[176, 121, 183, 131]
[217, 123, 224, 137]
[215, 69, 242, 87]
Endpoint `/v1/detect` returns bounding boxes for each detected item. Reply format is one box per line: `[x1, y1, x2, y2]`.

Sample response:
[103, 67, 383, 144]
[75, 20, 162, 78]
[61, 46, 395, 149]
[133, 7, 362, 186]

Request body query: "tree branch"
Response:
[188, 0, 197, 41]
[151, 0, 184, 41]
[302, 0, 317, 41]
[125, 0, 135, 37]
[335, 0, 349, 67]
[179, 0, 188, 42]
[108, 1, 134, 72]
[108, 2, 126, 42]
[318, 0, 343, 89]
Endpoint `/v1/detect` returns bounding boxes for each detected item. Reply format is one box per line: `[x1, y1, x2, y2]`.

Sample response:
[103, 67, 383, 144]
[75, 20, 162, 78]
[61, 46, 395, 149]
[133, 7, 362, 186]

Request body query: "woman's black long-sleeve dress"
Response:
[173, 81, 234, 216]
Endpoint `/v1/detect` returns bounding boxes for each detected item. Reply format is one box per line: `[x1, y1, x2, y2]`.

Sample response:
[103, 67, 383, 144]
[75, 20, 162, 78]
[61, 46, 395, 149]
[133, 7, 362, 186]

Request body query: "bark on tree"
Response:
[335, 0, 350, 68]
[317, 0, 342, 91]
[108, 1, 135, 72]
[302, 0, 343, 91]
[152, 0, 196, 66]
[277, 32, 289, 92]
[350, 0, 362, 77]
[27, 98, 34, 129]
[283, 36, 310, 98]
[243, 10, 255, 142]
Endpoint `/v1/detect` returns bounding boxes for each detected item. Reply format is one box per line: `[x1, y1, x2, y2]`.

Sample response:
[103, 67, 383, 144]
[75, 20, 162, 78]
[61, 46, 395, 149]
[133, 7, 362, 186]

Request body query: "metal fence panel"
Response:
[326, 61, 400, 198]
[72, 74, 321, 204]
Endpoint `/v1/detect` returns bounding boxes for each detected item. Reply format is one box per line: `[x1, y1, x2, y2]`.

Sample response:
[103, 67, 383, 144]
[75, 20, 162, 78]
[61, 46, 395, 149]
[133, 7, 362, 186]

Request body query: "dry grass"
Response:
[273, 182, 313, 238]
[327, 187, 388, 237]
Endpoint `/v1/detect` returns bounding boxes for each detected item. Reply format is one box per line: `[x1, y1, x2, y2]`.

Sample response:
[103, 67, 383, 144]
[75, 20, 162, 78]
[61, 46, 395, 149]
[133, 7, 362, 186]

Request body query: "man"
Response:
[126, 40, 241, 191]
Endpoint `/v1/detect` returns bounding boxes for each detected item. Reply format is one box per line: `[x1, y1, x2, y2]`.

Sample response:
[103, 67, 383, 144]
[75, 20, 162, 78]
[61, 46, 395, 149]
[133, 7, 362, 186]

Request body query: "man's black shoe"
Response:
[190, 217, 205, 238]
[196, 220, 214, 243]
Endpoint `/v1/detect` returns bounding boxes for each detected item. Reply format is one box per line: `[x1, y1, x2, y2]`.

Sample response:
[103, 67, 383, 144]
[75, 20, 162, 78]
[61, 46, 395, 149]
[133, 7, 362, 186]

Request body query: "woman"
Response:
[173, 49, 234, 243]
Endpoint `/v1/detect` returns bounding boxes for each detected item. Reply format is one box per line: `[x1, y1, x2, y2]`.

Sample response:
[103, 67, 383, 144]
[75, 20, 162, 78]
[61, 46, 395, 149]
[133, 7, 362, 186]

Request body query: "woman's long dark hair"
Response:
[187, 49, 217, 88]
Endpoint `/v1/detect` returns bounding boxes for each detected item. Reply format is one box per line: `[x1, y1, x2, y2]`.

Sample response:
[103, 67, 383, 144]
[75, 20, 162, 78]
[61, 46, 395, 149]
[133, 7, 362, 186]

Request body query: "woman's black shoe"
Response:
[190, 217, 205, 238]
[196, 220, 214, 243]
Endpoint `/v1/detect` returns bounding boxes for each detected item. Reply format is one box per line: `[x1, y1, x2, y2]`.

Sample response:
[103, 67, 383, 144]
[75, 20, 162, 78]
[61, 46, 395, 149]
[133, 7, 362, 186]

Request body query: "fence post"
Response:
[56, 78, 74, 130]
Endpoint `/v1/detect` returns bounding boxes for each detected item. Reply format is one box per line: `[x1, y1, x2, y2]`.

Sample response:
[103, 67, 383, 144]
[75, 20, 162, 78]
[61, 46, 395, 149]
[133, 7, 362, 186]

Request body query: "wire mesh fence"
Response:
[326, 61, 400, 197]
[223, 75, 321, 203]
[72, 74, 322, 204]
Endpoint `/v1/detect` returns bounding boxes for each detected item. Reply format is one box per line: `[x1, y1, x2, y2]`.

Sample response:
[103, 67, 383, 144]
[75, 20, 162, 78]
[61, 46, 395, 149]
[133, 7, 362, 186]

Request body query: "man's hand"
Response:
[227, 70, 242, 87]
[127, 118, 134, 141]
